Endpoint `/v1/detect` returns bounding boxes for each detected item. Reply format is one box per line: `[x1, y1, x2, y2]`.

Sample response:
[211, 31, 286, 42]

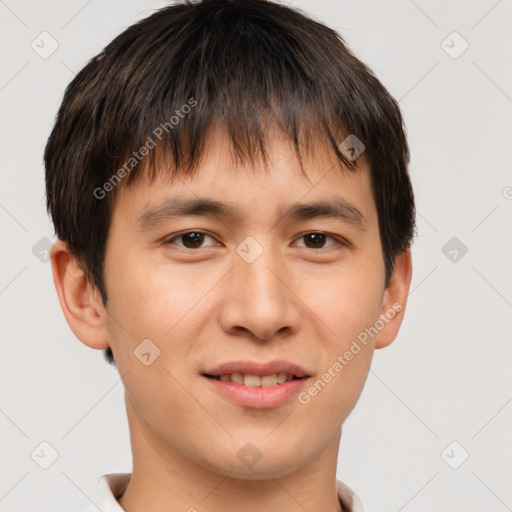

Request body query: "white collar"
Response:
[89, 473, 368, 512]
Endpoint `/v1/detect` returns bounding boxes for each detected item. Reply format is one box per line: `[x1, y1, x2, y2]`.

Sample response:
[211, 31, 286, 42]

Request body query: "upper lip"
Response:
[203, 360, 310, 378]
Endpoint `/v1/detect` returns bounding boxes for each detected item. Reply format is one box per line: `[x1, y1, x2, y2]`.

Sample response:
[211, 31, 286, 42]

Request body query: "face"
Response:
[97, 125, 406, 479]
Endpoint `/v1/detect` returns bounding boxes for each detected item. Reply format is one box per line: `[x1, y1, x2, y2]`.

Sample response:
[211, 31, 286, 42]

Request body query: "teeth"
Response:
[213, 373, 300, 386]
[231, 373, 244, 385]
[243, 374, 260, 387]
[277, 373, 287, 383]
[260, 374, 277, 387]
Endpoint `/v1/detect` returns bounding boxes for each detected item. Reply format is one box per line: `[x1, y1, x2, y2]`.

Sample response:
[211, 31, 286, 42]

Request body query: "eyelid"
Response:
[164, 230, 218, 249]
[164, 230, 350, 250]
[292, 231, 348, 249]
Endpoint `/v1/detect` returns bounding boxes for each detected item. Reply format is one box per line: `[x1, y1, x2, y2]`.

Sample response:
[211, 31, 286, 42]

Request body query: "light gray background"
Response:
[1, 1, 511, 511]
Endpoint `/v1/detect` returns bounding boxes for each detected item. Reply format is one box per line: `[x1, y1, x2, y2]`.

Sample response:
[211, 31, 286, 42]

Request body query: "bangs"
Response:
[94, 0, 367, 194]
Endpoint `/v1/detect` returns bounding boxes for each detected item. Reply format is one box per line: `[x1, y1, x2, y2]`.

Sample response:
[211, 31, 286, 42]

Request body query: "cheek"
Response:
[295, 266, 381, 415]
[107, 257, 202, 336]
[105, 257, 219, 390]
[301, 329, 374, 431]
[303, 265, 383, 343]
[104, 262, 207, 428]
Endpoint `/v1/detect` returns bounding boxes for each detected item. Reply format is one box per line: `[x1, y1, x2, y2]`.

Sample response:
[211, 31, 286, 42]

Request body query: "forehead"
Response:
[112, 125, 376, 229]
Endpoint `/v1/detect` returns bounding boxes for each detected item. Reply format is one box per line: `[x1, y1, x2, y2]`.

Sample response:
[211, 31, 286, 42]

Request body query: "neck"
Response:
[118, 396, 344, 512]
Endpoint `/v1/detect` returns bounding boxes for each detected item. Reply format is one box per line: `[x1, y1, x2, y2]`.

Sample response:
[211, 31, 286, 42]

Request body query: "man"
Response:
[45, 1, 415, 510]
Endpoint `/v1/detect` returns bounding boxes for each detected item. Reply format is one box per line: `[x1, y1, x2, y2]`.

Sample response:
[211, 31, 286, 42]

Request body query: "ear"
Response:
[374, 248, 413, 349]
[49, 240, 110, 350]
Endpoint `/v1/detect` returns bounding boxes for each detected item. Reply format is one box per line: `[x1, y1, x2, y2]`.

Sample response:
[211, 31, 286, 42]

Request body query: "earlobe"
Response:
[374, 248, 413, 349]
[50, 240, 110, 350]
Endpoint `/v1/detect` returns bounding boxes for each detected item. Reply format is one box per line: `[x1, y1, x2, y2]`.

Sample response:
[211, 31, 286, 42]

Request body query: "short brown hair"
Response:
[45, 0, 416, 365]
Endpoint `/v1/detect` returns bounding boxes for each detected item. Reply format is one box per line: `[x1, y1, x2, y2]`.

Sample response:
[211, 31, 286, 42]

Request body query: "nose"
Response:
[218, 243, 302, 341]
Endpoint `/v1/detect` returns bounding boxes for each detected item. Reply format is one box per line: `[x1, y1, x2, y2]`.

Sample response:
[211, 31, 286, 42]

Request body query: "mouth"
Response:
[201, 360, 311, 409]
[202, 373, 307, 387]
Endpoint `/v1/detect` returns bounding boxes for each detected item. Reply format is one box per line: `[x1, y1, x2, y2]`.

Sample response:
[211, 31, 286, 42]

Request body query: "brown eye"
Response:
[294, 232, 339, 249]
[303, 233, 327, 248]
[166, 231, 216, 249]
[180, 232, 205, 249]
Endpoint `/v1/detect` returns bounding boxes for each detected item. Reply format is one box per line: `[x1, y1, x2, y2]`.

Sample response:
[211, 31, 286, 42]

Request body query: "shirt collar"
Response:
[92, 473, 367, 512]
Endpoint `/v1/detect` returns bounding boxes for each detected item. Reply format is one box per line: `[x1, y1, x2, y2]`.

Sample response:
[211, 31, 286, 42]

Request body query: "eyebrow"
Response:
[137, 196, 368, 231]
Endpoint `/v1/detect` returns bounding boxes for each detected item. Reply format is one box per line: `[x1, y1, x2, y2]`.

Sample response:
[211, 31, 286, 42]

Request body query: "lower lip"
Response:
[203, 376, 309, 409]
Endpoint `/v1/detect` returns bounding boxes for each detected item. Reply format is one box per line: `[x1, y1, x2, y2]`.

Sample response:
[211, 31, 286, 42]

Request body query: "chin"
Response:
[206, 459, 300, 481]
[195, 442, 309, 481]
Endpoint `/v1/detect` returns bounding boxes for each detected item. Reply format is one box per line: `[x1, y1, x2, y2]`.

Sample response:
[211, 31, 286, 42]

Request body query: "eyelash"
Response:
[163, 230, 349, 251]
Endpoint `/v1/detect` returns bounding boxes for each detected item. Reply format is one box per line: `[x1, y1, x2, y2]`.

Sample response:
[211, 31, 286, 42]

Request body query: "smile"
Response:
[204, 373, 304, 387]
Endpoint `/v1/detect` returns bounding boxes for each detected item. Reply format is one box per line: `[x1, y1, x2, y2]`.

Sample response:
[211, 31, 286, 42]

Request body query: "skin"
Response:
[50, 125, 412, 512]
